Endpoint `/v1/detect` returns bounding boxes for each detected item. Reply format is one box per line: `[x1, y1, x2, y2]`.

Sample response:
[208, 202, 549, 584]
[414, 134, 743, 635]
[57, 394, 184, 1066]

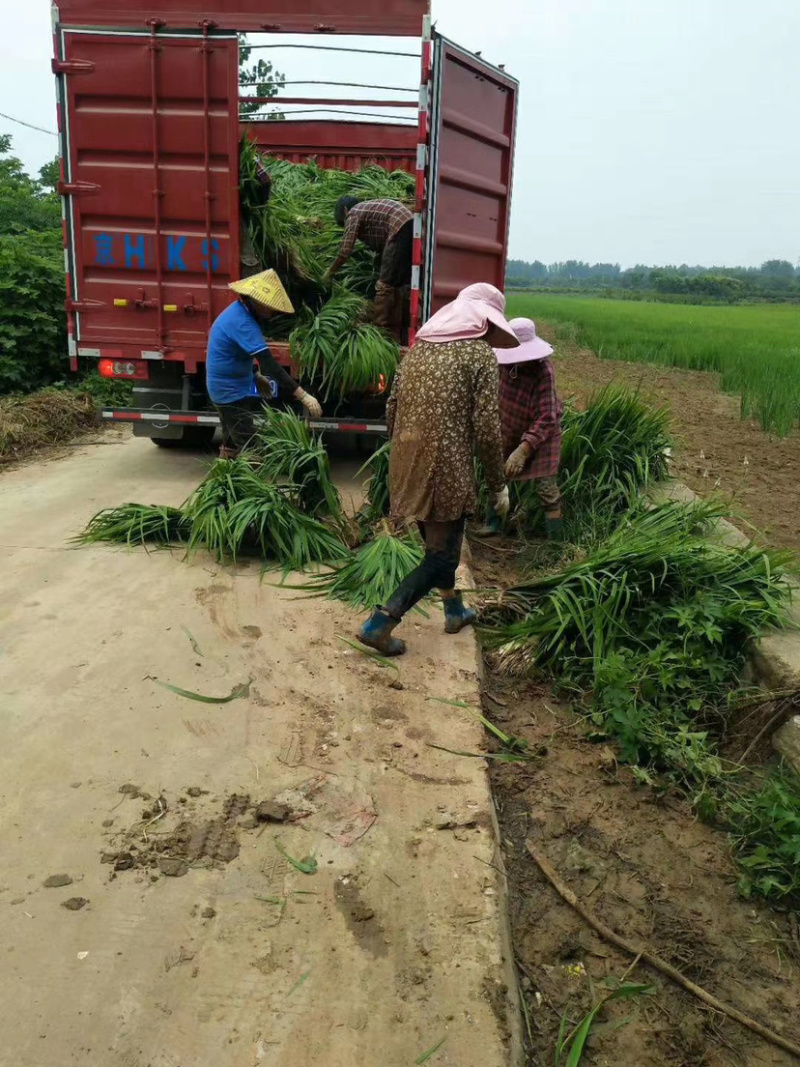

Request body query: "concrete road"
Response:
[0, 432, 519, 1067]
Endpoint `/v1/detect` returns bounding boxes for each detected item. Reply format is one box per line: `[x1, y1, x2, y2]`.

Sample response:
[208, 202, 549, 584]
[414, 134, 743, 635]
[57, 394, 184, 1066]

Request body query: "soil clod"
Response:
[255, 800, 291, 823]
[61, 897, 88, 911]
[43, 874, 73, 888]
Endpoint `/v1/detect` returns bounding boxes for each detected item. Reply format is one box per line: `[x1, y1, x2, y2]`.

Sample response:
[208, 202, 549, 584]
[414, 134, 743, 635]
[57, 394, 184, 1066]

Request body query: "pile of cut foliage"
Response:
[240, 143, 411, 397]
[0, 388, 96, 464]
[478, 388, 800, 906]
[78, 409, 419, 603]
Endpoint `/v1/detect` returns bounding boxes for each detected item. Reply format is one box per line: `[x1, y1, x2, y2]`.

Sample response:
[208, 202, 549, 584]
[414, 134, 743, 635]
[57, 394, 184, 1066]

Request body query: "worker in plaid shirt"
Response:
[328, 197, 413, 339]
[488, 317, 564, 540]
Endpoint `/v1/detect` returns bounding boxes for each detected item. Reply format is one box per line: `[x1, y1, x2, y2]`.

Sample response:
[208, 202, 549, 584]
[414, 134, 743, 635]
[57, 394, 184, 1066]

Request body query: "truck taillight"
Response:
[98, 359, 148, 380]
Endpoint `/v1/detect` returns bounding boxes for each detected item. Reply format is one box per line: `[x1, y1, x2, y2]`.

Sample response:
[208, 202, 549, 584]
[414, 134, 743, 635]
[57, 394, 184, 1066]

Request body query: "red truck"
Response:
[52, 0, 518, 446]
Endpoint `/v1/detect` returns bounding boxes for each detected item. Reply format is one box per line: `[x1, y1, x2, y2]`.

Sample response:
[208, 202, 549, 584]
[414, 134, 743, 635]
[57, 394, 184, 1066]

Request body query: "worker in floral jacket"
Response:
[489, 317, 564, 540]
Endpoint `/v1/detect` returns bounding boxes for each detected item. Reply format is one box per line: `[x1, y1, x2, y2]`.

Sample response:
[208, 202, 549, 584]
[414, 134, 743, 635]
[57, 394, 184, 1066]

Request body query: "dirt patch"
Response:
[102, 792, 251, 878]
[334, 874, 388, 958]
[480, 661, 800, 1065]
[543, 325, 800, 554]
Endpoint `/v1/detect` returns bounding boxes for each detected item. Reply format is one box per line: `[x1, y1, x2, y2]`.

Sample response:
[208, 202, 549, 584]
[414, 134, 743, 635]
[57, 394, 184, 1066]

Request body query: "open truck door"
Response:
[423, 35, 518, 318]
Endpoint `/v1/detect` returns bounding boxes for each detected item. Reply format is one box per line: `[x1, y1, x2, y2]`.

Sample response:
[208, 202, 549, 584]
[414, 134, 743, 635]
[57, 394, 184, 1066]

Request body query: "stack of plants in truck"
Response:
[240, 143, 412, 398]
[478, 388, 800, 906]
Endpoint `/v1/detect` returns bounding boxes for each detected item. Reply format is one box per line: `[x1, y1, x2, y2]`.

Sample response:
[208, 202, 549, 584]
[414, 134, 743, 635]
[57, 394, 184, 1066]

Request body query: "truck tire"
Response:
[151, 426, 216, 449]
[356, 433, 386, 457]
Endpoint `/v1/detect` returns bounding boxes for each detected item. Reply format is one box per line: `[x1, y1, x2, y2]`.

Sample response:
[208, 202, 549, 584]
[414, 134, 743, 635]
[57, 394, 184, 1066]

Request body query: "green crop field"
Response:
[506, 294, 800, 436]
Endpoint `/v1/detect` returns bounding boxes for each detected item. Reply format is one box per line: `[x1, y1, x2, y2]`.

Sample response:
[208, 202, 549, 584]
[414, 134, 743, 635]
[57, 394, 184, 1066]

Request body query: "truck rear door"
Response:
[54, 26, 240, 362]
[424, 35, 518, 317]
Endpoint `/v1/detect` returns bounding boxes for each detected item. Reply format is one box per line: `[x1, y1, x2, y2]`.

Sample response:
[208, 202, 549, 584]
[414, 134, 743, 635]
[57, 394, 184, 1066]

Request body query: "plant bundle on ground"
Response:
[480, 495, 800, 903]
[255, 406, 343, 521]
[182, 458, 347, 568]
[78, 504, 188, 547]
[78, 455, 348, 573]
[286, 521, 423, 611]
[239, 143, 407, 394]
[482, 499, 791, 770]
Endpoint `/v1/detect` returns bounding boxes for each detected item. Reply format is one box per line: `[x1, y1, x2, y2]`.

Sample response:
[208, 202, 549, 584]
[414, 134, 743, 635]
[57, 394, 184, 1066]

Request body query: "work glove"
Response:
[254, 373, 274, 398]
[296, 389, 322, 419]
[504, 442, 532, 478]
[493, 486, 510, 517]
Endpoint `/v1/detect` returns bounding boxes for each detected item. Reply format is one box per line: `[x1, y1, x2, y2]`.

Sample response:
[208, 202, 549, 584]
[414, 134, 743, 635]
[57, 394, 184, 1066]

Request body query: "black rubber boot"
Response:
[545, 516, 565, 541]
[358, 608, 406, 656]
[442, 592, 477, 634]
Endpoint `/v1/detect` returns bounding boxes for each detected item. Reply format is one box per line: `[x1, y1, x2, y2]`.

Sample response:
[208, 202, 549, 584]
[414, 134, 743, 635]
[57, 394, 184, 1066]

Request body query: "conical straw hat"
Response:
[229, 269, 294, 314]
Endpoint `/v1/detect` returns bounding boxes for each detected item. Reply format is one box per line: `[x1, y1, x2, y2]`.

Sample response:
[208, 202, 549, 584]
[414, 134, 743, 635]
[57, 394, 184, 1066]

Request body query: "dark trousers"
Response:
[215, 396, 262, 452]
[378, 219, 413, 286]
[385, 518, 466, 619]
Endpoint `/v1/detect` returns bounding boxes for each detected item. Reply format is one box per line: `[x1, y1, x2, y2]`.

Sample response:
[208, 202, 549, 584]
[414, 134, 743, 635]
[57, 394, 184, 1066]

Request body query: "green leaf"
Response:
[150, 677, 251, 704]
[414, 1037, 446, 1064]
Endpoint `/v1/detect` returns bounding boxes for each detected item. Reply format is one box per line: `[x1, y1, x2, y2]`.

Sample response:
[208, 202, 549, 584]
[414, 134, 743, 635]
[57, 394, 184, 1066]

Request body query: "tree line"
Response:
[506, 258, 800, 301]
[0, 134, 65, 394]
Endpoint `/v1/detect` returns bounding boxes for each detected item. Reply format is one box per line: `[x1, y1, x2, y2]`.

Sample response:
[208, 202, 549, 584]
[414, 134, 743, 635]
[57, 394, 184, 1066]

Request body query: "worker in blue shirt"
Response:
[206, 269, 322, 457]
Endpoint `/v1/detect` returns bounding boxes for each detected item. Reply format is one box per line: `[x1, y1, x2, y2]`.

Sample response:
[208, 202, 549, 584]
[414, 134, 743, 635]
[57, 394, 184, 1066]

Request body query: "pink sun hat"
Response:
[495, 317, 554, 364]
[415, 283, 520, 348]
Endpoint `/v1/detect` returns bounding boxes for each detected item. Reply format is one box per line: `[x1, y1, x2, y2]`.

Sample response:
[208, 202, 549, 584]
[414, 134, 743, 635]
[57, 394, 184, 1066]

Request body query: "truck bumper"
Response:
[100, 409, 387, 435]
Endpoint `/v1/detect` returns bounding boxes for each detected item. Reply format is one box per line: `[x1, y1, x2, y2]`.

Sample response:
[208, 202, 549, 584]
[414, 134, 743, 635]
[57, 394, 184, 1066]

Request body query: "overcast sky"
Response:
[2, 0, 799, 267]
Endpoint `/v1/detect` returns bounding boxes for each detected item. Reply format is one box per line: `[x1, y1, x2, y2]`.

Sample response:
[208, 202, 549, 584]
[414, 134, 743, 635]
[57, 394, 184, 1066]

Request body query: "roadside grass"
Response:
[506, 293, 800, 436]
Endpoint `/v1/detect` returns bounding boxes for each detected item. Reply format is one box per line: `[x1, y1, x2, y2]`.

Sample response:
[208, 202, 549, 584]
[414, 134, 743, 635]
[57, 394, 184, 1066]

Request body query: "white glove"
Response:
[493, 487, 510, 517]
[296, 389, 322, 419]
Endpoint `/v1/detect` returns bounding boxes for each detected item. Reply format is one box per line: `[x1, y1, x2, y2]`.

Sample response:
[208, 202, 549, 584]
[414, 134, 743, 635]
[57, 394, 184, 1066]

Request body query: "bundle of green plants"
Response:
[482, 499, 791, 771]
[240, 146, 413, 299]
[239, 144, 406, 393]
[255, 406, 343, 521]
[182, 457, 347, 569]
[289, 522, 423, 610]
[77, 503, 188, 547]
[502, 387, 672, 543]
[481, 497, 800, 904]
[358, 440, 391, 526]
[289, 290, 398, 399]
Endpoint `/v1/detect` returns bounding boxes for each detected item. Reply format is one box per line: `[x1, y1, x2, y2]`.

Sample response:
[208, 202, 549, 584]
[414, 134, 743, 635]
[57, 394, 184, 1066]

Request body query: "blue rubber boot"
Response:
[442, 592, 477, 634]
[358, 608, 406, 656]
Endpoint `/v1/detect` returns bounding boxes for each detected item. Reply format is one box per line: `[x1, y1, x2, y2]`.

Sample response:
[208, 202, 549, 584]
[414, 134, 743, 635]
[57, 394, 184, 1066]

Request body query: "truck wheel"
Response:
[151, 427, 216, 449]
[356, 433, 385, 456]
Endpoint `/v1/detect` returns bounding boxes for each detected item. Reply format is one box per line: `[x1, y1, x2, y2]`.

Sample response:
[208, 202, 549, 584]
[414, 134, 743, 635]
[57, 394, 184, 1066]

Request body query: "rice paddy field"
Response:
[506, 294, 800, 436]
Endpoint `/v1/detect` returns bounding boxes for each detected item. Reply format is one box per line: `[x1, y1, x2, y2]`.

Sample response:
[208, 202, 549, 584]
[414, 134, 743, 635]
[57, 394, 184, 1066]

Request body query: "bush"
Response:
[0, 230, 66, 394]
